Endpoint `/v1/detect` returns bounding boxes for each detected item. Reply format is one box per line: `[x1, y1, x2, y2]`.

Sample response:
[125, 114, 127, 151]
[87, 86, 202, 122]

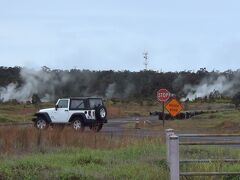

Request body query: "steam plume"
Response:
[182, 73, 240, 101]
[0, 67, 66, 102]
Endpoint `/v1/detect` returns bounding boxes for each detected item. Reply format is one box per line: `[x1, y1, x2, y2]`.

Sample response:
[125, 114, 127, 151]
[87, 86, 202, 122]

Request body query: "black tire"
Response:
[35, 117, 48, 130]
[72, 117, 85, 132]
[89, 123, 103, 132]
[95, 105, 107, 121]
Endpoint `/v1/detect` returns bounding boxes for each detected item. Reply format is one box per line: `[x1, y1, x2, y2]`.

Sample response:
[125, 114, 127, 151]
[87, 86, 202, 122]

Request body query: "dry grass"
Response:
[0, 101, 161, 122]
[124, 110, 240, 134]
[186, 102, 235, 111]
[0, 126, 163, 155]
[0, 133, 166, 179]
[0, 101, 235, 123]
[107, 104, 159, 118]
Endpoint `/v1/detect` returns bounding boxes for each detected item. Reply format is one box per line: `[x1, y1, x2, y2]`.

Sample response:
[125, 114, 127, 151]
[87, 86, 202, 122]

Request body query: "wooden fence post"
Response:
[165, 129, 175, 164]
[169, 134, 179, 180]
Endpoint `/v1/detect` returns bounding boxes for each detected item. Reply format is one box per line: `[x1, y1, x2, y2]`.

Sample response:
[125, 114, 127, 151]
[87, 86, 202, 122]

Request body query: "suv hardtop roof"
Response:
[62, 97, 103, 100]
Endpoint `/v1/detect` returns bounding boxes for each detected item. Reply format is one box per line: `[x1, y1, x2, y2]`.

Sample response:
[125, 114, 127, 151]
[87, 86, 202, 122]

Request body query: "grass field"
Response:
[0, 129, 240, 179]
[126, 109, 240, 134]
[0, 100, 235, 123]
[180, 146, 240, 180]
[0, 102, 53, 123]
[0, 142, 167, 179]
[0, 101, 240, 179]
[0, 101, 161, 123]
[0, 128, 166, 179]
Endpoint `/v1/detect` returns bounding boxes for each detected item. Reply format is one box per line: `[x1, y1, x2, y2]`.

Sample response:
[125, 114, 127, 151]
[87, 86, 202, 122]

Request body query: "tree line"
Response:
[0, 66, 239, 103]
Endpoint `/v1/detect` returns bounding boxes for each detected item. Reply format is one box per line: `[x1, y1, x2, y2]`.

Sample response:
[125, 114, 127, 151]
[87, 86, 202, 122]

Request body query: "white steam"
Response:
[105, 83, 116, 98]
[0, 67, 136, 102]
[0, 68, 67, 102]
[182, 75, 237, 101]
[105, 82, 135, 99]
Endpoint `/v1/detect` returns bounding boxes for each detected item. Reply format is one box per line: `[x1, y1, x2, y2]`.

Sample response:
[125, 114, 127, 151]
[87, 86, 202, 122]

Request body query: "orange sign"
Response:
[165, 98, 183, 117]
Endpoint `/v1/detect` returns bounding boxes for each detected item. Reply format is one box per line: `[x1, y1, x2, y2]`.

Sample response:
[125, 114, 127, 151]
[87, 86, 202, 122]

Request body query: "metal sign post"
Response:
[162, 101, 165, 127]
[157, 88, 170, 127]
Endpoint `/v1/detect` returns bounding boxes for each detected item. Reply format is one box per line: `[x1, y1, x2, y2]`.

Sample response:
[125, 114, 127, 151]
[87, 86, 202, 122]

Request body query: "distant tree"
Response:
[1, 66, 240, 102]
[41, 66, 51, 72]
[208, 92, 215, 102]
[232, 91, 240, 108]
[32, 94, 41, 104]
[204, 96, 208, 102]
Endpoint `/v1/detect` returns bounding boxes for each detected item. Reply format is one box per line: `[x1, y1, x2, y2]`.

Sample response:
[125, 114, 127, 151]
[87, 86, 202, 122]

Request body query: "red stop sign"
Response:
[157, 89, 170, 102]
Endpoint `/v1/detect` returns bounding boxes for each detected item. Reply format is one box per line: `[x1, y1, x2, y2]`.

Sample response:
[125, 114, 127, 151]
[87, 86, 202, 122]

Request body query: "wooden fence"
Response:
[165, 129, 240, 180]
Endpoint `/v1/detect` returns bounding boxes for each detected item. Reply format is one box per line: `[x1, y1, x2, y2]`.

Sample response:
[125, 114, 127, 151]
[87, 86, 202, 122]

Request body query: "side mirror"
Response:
[55, 104, 59, 110]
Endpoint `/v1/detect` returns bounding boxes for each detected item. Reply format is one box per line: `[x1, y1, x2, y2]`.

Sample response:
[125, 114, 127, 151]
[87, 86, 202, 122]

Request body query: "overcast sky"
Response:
[0, 0, 240, 71]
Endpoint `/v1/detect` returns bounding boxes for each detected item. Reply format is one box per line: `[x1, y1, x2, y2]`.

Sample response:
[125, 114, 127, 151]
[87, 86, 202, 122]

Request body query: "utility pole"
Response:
[143, 51, 148, 70]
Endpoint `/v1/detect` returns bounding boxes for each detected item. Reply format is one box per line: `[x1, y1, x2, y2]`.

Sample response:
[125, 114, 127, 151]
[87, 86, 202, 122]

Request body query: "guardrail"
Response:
[165, 129, 240, 180]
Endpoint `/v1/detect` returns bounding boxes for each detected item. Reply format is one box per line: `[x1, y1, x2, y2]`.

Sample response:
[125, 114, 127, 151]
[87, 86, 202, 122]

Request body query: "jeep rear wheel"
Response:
[35, 118, 48, 130]
[72, 118, 84, 131]
[95, 105, 107, 121]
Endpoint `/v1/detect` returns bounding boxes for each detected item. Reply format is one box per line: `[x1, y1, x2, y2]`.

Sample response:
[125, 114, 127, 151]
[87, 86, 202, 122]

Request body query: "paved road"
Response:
[0, 116, 163, 137]
[101, 116, 163, 137]
[1, 117, 240, 143]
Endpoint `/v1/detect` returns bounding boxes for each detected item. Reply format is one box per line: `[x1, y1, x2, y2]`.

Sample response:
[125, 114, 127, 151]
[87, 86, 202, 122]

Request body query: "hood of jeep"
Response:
[39, 108, 55, 113]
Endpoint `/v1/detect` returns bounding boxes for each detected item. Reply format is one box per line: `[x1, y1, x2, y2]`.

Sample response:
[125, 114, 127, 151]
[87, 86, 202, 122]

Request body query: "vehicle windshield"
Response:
[57, 99, 69, 108]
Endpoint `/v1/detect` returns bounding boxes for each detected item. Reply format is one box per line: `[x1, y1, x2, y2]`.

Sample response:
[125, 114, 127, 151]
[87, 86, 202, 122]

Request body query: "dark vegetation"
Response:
[232, 91, 240, 108]
[0, 66, 239, 103]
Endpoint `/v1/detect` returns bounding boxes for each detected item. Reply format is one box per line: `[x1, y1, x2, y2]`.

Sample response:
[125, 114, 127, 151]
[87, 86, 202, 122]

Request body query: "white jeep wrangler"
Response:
[32, 97, 107, 132]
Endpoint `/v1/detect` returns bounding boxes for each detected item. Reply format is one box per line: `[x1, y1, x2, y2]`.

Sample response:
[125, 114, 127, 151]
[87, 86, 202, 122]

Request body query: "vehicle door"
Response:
[52, 99, 70, 123]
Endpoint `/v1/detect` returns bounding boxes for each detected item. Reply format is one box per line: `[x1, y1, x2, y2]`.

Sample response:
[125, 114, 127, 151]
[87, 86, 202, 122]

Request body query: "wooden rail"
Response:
[180, 159, 240, 163]
[178, 134, 240, 137]
[180, 141, 240, 145]
[165, 129, 240, 180]
[180, 172, 240, 176]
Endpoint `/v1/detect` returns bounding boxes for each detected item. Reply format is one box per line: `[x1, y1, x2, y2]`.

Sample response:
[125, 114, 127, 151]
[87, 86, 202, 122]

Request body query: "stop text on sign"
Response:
[157, 89, 170, 102]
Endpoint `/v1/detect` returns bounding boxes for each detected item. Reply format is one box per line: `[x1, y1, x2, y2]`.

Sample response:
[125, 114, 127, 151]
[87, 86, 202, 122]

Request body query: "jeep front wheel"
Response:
[72, 118, 84, 131]
[35, 118, 48, 130]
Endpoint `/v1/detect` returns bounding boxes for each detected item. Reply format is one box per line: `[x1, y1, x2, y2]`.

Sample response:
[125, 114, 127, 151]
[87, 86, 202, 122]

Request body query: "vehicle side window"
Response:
[70, 99, 85, 110]
[57, 100, 68, 108]
[89, 99, 103, 108]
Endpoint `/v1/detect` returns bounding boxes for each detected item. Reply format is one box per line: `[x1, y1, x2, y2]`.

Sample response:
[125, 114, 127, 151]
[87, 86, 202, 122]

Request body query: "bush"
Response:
[232, 91, 240, 108]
